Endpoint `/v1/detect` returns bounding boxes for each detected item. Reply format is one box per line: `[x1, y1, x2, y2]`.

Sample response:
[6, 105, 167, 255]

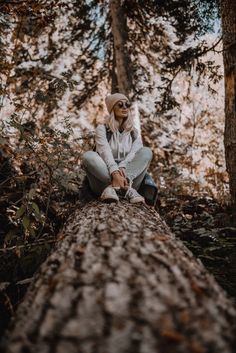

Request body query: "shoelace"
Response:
[128, 178, 133, 188]
[125, 187, 140, 199]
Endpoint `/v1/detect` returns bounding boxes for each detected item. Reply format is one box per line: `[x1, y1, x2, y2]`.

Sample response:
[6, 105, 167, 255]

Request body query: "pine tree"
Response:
[220, 0, 236, 211]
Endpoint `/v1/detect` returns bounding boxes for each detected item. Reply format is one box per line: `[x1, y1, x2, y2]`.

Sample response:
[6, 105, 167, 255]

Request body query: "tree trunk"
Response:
[111, 41, 119, 93]
[109, 0, 133, 95]
[0, 200, 235, 353]
[220, 0, 236, 211]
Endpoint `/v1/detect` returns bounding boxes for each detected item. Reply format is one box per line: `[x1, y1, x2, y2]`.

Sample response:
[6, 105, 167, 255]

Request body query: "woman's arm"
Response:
[95, 124, 120, 175]
[118, 128, 143, 169]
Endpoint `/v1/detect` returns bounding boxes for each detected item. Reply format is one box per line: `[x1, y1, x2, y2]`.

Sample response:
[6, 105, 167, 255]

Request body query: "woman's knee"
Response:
[82, 151, 111, 184]
[81, 151, 98, 168]
[138, 146, 153, 162]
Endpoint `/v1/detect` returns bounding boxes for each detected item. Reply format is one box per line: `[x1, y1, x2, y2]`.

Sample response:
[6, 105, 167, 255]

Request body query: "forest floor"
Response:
[158, 190, 236, 301]
[0, 188, 236, 340]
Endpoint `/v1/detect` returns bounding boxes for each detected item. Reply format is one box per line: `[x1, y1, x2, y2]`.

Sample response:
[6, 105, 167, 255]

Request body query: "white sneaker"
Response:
[124, 187, 145, 204]
[100, 185, 119, 203]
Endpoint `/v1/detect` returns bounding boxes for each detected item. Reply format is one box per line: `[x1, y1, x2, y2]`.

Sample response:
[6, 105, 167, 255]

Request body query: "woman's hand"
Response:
[118, 167, 127, 179]
[111, 170, 129, 189]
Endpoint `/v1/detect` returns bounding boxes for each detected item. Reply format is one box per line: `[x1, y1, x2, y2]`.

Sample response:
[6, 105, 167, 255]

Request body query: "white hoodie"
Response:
[95, 124, 143, 175]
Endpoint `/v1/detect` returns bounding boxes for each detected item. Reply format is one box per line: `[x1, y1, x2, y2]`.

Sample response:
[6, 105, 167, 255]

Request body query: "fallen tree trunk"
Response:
[1, 200, 236, 353]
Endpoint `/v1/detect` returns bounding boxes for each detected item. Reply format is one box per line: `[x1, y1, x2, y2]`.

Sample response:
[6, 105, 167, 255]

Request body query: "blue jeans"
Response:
[81, 147, 153, 196]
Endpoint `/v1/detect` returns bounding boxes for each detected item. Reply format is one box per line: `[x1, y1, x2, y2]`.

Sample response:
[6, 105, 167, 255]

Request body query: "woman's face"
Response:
[113, 100, 130, 120]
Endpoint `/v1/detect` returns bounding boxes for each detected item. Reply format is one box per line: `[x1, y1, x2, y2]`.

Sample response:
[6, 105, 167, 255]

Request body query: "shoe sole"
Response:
[101, 197, 119, 203]
[130, 198, 145, 204]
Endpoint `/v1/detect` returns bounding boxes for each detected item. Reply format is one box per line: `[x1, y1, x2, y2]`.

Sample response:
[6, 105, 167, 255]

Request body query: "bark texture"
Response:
[220, 0, 236, 210]
[0, 200, 236, 353]
[109, 0, 133, 95]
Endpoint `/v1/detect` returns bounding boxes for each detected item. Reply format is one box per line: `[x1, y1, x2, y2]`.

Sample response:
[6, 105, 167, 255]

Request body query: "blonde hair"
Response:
[104, 109, 134, 133]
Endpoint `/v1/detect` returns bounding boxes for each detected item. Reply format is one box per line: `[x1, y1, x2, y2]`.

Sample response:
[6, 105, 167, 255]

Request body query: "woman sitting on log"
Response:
[82, 93, 153, 203]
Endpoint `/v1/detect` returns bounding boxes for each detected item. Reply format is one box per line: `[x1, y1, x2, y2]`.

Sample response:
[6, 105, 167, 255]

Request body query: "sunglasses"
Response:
[116, 101, 131, 109]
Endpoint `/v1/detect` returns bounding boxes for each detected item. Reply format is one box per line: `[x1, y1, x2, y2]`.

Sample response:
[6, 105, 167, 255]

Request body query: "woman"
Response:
[81, 93, 153, 203]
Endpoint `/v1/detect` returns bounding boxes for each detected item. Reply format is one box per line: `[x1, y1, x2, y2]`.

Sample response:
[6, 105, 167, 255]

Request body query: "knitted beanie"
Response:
[105, 93, 129, 114]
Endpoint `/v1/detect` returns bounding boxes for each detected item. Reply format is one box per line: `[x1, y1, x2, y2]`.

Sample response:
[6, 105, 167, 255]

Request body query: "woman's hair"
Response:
[104, 108, 134, 133]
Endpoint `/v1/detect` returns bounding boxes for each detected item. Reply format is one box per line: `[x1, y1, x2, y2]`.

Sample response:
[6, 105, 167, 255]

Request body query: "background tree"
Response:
[220, 0, 236, 212]
[109, 0, 133, 95]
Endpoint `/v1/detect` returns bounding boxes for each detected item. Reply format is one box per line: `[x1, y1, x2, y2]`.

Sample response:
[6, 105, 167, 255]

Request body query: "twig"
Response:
[0, 237, 58, 253]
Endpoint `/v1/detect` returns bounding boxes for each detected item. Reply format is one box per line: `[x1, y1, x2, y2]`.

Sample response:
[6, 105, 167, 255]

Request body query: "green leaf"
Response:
[32, 202, 40, 215]
[16, 206, 26, 219]
[0, 137, 8, 144]
[31, 202, 41, 220]
[4, 228, 18, 243]
[28, 188, 36, 200]
[22, 215, 30, 230]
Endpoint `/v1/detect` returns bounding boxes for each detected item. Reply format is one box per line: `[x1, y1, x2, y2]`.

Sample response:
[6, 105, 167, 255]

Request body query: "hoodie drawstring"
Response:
[116, 131, 120, 160]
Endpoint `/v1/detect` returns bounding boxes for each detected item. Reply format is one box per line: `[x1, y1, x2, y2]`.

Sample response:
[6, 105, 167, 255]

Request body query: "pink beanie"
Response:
[105, 93, 129, 114]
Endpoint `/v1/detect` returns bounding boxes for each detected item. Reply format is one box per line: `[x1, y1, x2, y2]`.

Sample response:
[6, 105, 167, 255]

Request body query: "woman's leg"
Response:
[81, 151, 111, 195]
[131, 167, 149, 190]
[125, 147, 153, 190]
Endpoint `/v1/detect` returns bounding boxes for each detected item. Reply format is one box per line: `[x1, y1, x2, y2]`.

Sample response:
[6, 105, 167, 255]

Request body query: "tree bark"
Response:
[109, 0, 133, 95]
[220, 0, 236, 211]
[111, 41, 119, 94]
[0, 200, 235, 353]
